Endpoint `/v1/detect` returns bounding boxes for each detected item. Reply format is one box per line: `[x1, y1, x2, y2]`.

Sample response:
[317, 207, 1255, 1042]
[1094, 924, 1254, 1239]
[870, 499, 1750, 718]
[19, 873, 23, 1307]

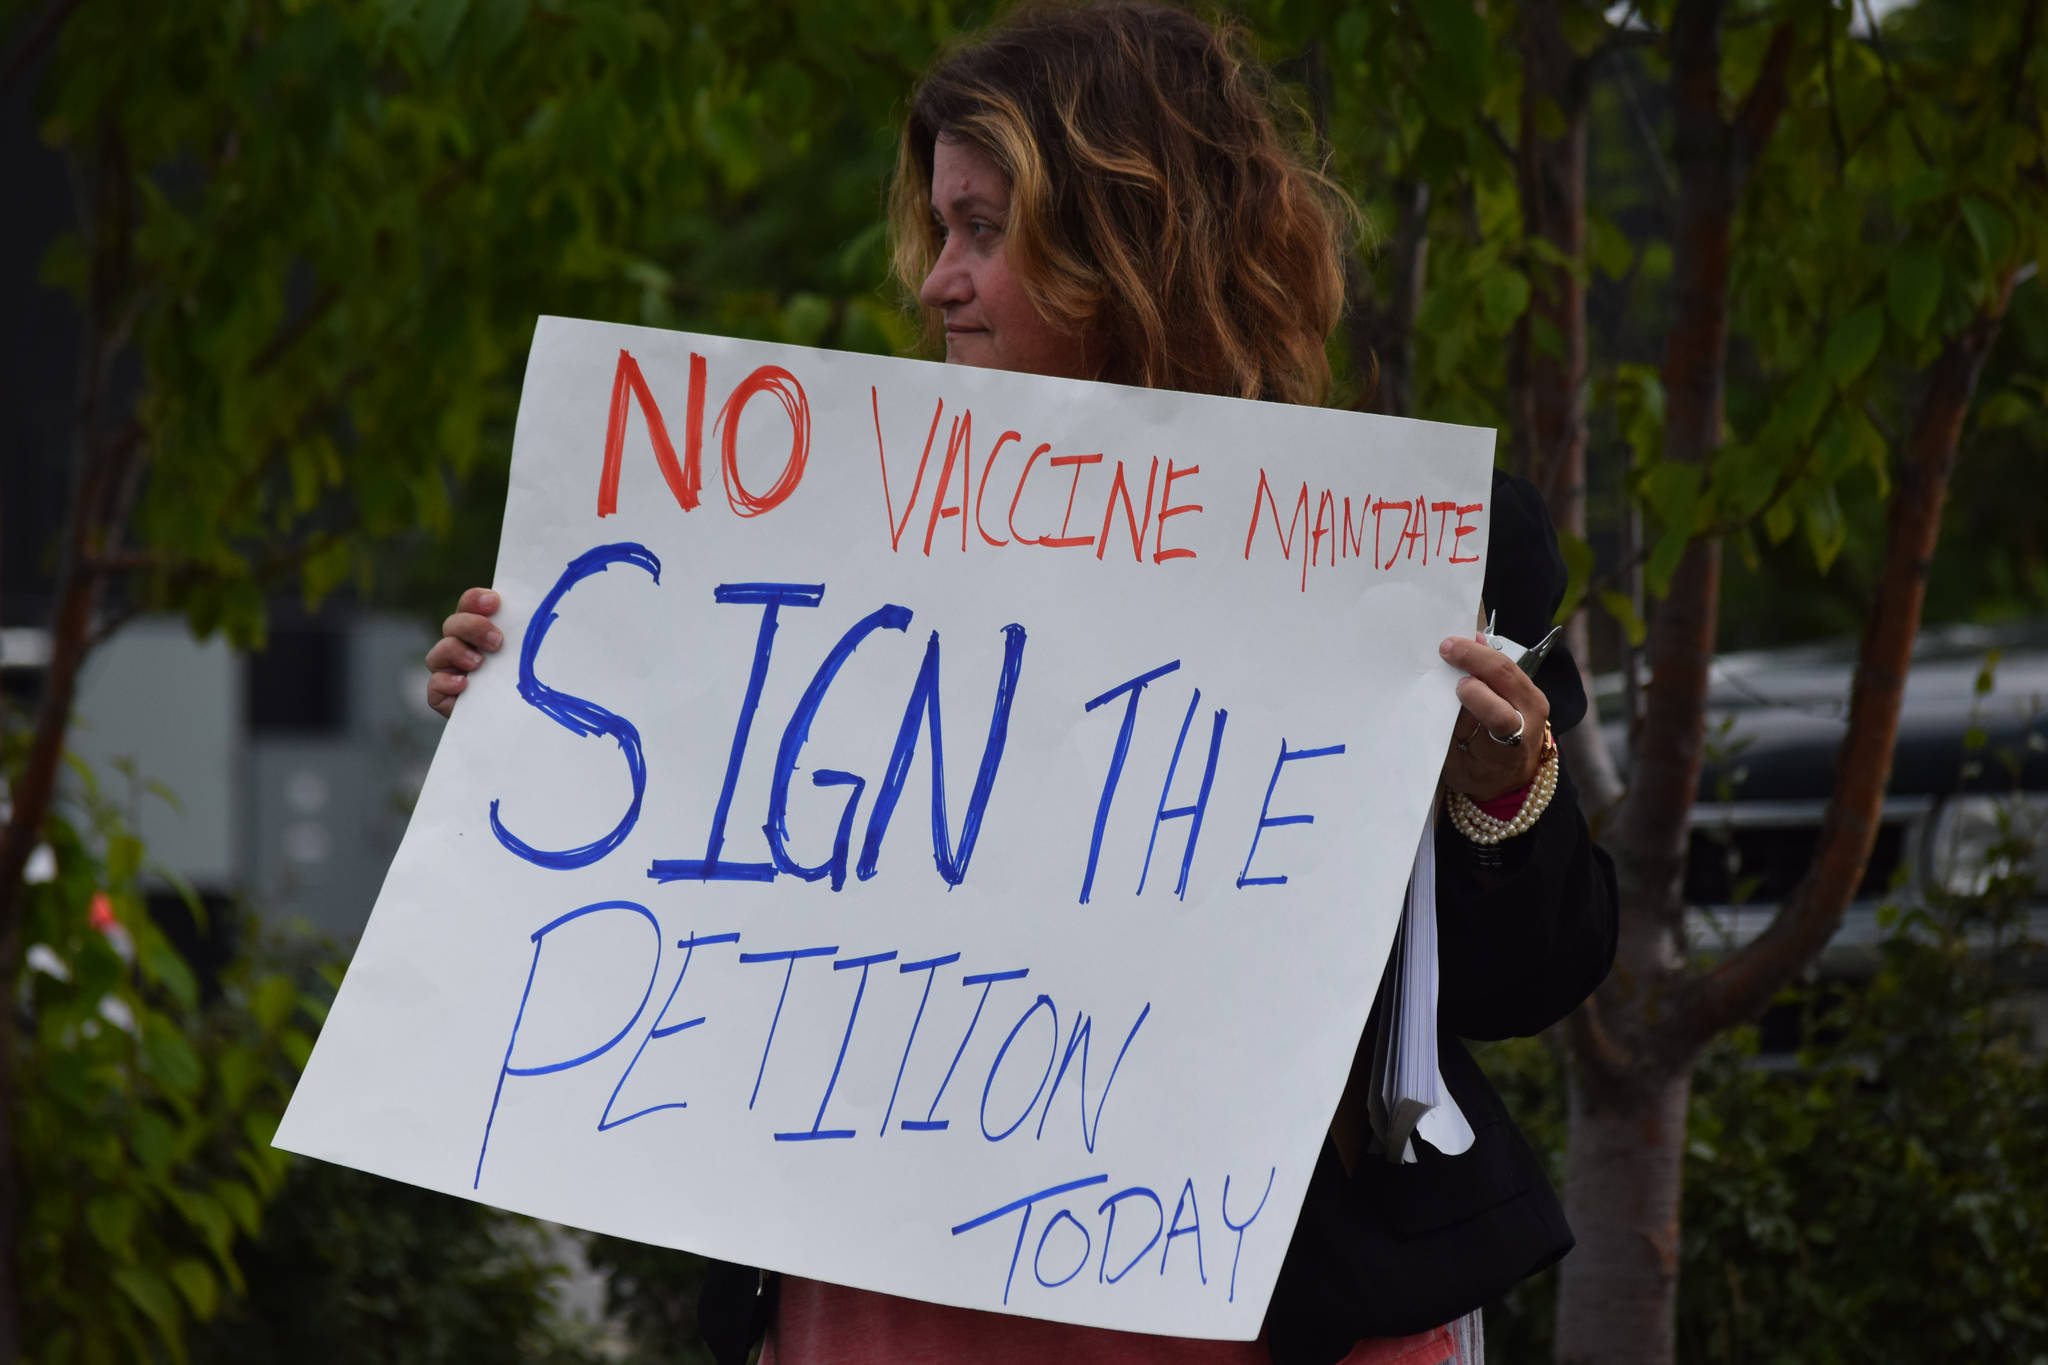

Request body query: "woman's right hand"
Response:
[425, 587, 503, 719]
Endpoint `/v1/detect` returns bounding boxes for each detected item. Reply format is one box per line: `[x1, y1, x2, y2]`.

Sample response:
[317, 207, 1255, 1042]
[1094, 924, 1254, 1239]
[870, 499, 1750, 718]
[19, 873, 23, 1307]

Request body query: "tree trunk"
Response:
[0, 419, 107, 1365]
[1556, 1066, 1691, 1365]
[1352, 180, 1430, 418]
[0, 115, 134, 1357]
[1557, 6, 1795, 1361]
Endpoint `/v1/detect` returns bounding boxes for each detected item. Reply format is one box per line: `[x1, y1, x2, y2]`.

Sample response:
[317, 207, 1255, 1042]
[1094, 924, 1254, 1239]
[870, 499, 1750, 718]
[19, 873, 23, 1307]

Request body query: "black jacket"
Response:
[1265, 469, 1618, 1360]
[702, 471, 1619, 1365]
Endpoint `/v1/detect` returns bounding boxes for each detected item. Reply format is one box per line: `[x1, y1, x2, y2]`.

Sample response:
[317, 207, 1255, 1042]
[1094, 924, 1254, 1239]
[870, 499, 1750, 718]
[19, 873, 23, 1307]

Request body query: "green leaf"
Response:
[1764, 499, 1796, 545]
[415, 0, 472, 66]
[1646, 531, 1688, 597]
[1557, 0, 1609, 56]
[143, 777, 185, 816]
[138, 932, 199, 1011]
[1639, 240, 1673, 283]
[132, 1107, 178, 1175]
[217, 1043, 261, 1110]
[466, 0, 529, 61]
[1556, 529, 1595, 619]
[107, 832, 144, 884]
[1891, 167, 1947, 216]
[38, 233, 88, 297]
[168, 1258, 219, 1321]
[1887, 244, 1944, 338]
[1589, 215, 1634, 281]
[1712, 440, 1778, 521]
[142, 1018, 204, 1097]
[1961, 196, 2016, 268]
[86, 1194, 140, 1260]
[301, 536, 353, 607]
[1802, 484, 1846, 572]
[251, 974, 298, 1032]
[212, 1178, 262, 1238]
[1612, 363, 1666, 465]
[1641, 460, 1702, 534]
[1974, 651, 2000, 694]
[1760, 369, 1832, 450]
[1824, 303, 1885, 386]
[1480, 267, 1531, 332]
[243, 1109, 282, 1152]
[1415, 0, 1492, 122]
[1976, 390, 2034, 430]
[112, 1265, 183, 1356]
[1333, 9, 1370, 61]
[1600, 590, 1646, 646]
[1526, 235, 1588, 285]
[171, 1188, 235, 1260]
[780, 291, 833, 346]
[1843, 406, 1889, 477]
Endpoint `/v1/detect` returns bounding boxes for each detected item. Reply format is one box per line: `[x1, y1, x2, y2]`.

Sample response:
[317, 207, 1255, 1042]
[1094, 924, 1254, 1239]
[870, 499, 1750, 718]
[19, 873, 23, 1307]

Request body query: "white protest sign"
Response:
[276, 315, 1495, 1339]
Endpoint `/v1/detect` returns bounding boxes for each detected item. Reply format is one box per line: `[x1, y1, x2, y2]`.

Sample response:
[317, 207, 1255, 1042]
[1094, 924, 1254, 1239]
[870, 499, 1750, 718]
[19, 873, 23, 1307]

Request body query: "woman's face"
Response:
[920, 137, 1093, 381]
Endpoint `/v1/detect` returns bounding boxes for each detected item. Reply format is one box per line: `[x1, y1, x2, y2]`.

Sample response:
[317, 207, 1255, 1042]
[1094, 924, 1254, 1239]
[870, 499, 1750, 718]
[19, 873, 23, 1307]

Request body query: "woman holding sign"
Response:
[428, 4, 1616, 1362]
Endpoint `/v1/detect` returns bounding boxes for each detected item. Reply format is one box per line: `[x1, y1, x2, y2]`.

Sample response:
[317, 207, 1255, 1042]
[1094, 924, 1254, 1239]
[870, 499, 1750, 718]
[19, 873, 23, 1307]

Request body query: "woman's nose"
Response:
[920, 239, 971, 310]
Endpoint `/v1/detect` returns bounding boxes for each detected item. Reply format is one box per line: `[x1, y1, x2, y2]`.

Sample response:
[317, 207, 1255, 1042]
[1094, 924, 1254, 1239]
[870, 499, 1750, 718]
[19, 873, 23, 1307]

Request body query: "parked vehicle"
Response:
[1599, 620, 2048, 981]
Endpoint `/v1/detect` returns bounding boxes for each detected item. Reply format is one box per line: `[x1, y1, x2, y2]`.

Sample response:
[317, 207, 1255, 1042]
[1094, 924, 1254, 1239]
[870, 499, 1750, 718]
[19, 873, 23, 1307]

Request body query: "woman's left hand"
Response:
[1439, 632, 1551, 800]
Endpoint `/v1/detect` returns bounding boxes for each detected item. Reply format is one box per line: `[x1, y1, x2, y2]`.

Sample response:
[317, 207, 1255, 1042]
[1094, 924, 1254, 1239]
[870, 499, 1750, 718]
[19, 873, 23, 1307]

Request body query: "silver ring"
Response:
[1486, 711, 1526, 747]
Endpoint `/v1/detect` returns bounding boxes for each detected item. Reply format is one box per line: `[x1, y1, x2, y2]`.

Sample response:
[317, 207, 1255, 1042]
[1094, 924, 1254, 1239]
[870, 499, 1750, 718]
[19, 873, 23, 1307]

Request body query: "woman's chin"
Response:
[943, 334, 997, 367]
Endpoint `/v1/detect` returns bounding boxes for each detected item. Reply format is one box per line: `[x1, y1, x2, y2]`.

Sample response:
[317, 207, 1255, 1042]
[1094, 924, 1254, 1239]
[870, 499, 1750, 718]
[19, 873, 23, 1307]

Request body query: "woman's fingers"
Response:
[1438, 633, 1552, 799]
[425, 587, 503, 718]
[426, 670, 468, 720]
[458, 586, 501, 617]
[1454, 675, 1525, 741]
[425, 634, 485, 673]
[1439, 634, 1549, 730]
[439, 610, 504, 654]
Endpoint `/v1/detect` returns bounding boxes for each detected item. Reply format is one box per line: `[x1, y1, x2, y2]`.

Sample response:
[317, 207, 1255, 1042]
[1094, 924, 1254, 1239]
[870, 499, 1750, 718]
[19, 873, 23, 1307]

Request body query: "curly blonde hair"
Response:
[889, 1, 1357, 406]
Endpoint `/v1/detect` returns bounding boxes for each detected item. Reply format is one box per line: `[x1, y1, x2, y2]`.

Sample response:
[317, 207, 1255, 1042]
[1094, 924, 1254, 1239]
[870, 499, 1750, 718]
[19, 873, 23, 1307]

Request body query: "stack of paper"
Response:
[1367, 812, 1475, 1163]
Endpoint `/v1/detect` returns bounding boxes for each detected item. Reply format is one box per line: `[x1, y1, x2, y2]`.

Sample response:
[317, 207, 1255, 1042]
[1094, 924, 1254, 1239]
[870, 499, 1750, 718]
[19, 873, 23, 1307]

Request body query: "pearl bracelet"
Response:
[1446, 726, 1558, 845]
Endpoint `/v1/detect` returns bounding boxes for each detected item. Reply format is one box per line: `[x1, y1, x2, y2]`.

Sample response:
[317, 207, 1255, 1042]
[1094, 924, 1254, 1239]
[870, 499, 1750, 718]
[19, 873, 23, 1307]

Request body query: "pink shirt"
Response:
[763, 1277, 1460, 1365]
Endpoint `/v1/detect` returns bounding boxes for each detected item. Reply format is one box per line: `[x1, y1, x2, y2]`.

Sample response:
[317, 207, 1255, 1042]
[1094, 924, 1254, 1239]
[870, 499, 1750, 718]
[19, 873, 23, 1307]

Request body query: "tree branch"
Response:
[1477, 113, 1518, 166]
[246, 159, 475, 381]
[1822, 19, 1850, 175]
[1731, 22, 1797, 172]
[2010, 0, 2042, 125]
[1856, 0, 1937, 167]
[247, 284, 340, 380]
[0, 0, 79, 98]
[1616, 56, 1678, 207]
[1678, 269, 2022, 1050]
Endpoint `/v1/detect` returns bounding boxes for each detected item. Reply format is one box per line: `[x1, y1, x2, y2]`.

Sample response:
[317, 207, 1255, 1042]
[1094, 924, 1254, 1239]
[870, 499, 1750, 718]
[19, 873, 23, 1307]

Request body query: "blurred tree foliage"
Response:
[14, 759, 314, 1364]
[15, 0, 998, 634]
[191, 1162, 605, 1365]
[4, 2, 990, 1355]
[580, 1235, 717, 1365]
[1705, 0, 2048, 650]
[1474, 825, 2048, 1364]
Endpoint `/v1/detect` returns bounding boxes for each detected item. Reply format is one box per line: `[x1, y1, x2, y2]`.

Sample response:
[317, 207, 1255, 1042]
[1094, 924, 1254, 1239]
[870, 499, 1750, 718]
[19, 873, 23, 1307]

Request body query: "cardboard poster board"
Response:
[276, 316, 1495, 1339]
